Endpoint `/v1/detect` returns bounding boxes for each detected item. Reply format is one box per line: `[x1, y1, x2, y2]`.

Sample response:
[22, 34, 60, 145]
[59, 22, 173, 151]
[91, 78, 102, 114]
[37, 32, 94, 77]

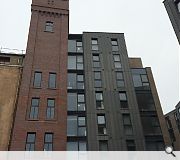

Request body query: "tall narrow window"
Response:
[119, 92, 128, 108]
[93, 54, 100, 68]
[91, 38, 99, 51]
[97, 115, 107, 135]
[44, 133, 53, 151]
[77, 56, 84, 70]
[111, 39, 119, 51]
[49, 73, 56, 89]
[99, 141, 108, 151]
[116, 72, 125, 87]
[94, 71, 102, 88]
[126, 140, 136, 151]
[46, 99, 55, 119]
[77, 74, 84, 89]
[33, 72, 42, 88]
[76, 41, 83, 53]
[25, 133, 36, 151]
[95, 92, 104, 109]
[113, 55, 122, 68]
[29, 98, 39, 119]
[45, 21, 53, 32]
[123, 114, 133, 135]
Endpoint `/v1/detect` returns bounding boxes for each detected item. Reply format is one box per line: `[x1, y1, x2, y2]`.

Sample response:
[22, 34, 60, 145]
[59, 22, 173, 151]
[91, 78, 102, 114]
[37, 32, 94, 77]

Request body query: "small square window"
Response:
[45, 21, 53, 32]
[97, 115, 105, 124]
[119, 92, 127, 101]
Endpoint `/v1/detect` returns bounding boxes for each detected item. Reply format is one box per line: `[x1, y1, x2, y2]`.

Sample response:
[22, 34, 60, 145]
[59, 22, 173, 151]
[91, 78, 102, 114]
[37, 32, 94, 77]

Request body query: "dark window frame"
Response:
[95, 92, 104, 109]
[25, 132, 36, 151]
[48, 72, 57, 89]
[44, 133, 53, 151]
[46, 98, 55, 119]
[29, 98, 40, 119]
[45, 21, 54, 32]
[33, 72, 42, 88]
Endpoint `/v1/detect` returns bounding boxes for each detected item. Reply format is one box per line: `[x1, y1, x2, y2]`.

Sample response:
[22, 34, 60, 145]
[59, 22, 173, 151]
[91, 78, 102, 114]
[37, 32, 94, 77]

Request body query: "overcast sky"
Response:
[0, 0, 179, 113]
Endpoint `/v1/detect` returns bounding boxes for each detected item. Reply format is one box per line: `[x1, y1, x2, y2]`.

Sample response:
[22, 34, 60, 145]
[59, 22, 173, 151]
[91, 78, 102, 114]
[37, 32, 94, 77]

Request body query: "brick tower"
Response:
[10, 0, 69, 150]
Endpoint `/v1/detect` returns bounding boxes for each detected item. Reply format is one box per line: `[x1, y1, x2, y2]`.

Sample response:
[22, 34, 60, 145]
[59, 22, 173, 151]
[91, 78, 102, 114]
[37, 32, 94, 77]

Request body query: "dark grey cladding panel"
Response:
[82, 32, 145, 150]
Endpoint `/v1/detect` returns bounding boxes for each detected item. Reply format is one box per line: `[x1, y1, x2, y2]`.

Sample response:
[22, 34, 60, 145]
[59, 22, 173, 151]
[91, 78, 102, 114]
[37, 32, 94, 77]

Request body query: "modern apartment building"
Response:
[0, 52, 24, 150]
[0, 0, 170, 151]
[163, 0, 180, 44]
[165, 102, 180, 150]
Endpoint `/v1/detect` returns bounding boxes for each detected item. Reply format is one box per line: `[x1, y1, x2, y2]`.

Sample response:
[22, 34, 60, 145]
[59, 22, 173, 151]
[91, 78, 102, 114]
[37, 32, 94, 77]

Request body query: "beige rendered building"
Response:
[0, 53, 24, 150]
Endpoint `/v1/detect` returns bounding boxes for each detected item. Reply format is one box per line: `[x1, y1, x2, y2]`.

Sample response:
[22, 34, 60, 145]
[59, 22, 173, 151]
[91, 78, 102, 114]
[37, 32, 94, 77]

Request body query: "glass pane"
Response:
[111, 40, 118, 45]
[93, 61, 100, 68]
[67, 116, 77, 136]
[49, 73, 56, 88]
[92, 45, 99, 51]
[141, 75, 148, 82]
[32, 98, 39, 106]
[45, 22, 53, 32]
[77, 42, 82, 46]
[96, 101, 104, 109]
[26, 144, 35, 151]
[93, 55, 100, 61]
[34, 72, 42, 87]
[78, 94, 85, 102]
[77, 75, 84, 81]
[78, 127, 86, 136]
[124, 126, 133, 135]
[68, 40, 76, 52]
[77, 47, 83, 53]
[77, 82, 84, 89]
[119, 93, 127, 101]
[98, 116, 105, 124]
[95, 80, 102, 88]
[78, 117, 86, 126]
[67, 142, 78, 151]
[96, 92, 103, 100]
[44, 144, 53, 151]
[77, 63, 84, 70]
[78, 103, 86, 111]
[92, 39, 98, 45]
[79, 141, 87, 151]
[45, 133, 53, 142]
[117, 80, 125, 87]
[131, 69, 146, 74]
[116, 72, 123, 79]
[68, 73, 76, 89]
[113, 55, 120, 61]
[112, 45, 119, 51]
[27, 133, 36, 142]
[48, 99, 55, 107]
[68, 93, 77, 111]
[123, 114, 131, 125]
[94, 72, 101, 79]
[77, 56, 83, 63]
[68, 56, 76, 69]
[114, 62, 122, 68]
[132, 75, 142, 87]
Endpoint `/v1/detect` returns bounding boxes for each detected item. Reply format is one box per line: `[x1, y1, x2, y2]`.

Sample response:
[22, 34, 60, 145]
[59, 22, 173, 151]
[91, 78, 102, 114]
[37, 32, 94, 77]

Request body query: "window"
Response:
[68, 40, 83, 53]
[91, 38, 99, 51]
[44, 133, 53, 151]
[25, 133, 36, 151]
[29, 98, 39, 119]
[126, 140, 136, 151]
[33, 72, 42, 88]
[45, 21, 53, 32]
[68, 56, 84, 70]
[123, 114, 133, 135]
[95, 92, 104, 109]
[119, 92, 128, 108]
[67, 141, 87, 151]
[99, 141, 108, 151]
[67, 116, 86, 137]
[111, 39, 119, 51]
[113, 55, 122, 68]
[145, 140, 164, 151]
[94, 71, 102, 88]
[116, 72, 125, 87]
[0, 56, 10, 64]
[46, 99, 55, 119]
[93, 54, 100, 68]
[67, 73, 84, 89]
[68, 93, 86, 111]
[97, 115, 107, 135]
[49, 73, 56, 89]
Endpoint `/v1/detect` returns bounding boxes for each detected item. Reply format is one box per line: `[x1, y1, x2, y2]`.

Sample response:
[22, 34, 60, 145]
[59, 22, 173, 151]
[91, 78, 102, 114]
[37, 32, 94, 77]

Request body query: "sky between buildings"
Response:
[0, 0, 179, 114]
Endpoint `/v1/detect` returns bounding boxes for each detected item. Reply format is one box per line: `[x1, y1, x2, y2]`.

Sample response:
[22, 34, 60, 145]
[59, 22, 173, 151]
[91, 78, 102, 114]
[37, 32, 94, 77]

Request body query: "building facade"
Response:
[0, 53, 23, 150]
[163, 0, 180, 44]
[165, 102, 180, 150]
[0, 0, 171, 151]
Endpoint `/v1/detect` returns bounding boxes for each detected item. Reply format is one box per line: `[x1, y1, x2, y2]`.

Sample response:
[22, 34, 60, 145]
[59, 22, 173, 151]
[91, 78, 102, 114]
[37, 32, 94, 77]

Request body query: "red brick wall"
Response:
[10, 0, 69, 151]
